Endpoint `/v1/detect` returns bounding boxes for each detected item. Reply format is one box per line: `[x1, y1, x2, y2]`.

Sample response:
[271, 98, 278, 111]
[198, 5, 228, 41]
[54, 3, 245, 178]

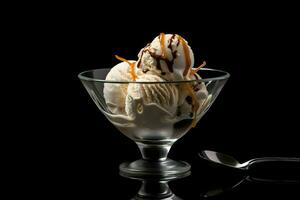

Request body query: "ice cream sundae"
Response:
[103, 33, 211, 140]
[79, 33, 229, 176]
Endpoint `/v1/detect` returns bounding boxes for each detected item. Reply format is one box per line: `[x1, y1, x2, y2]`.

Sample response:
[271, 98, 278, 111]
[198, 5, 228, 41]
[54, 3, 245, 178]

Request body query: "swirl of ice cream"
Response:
[125, 74, 179, 118]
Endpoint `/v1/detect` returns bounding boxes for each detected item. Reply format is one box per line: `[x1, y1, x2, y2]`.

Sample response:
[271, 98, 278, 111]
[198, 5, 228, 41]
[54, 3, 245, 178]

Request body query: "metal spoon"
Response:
[199, 150, 300, 170]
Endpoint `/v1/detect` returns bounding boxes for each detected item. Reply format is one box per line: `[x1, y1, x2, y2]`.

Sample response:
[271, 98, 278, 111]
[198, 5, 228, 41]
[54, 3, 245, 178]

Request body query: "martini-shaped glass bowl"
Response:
[78, 68, 229, 177]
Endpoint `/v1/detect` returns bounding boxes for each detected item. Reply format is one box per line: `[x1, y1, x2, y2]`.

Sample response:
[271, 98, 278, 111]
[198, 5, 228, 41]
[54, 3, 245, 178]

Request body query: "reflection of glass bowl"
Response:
[78, 68, 230, 176]
[120, 170, 190, 199]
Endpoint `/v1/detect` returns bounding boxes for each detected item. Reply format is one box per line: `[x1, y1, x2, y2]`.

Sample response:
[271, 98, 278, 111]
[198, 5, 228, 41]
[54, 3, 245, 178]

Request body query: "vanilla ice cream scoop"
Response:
[125, 74, 179, 118]
[135, 33, 195, 81]
[104, 61, 135, 115]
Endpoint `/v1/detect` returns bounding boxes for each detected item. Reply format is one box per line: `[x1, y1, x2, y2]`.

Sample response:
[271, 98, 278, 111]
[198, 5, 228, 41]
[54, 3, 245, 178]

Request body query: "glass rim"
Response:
[78, 67, 230, 84]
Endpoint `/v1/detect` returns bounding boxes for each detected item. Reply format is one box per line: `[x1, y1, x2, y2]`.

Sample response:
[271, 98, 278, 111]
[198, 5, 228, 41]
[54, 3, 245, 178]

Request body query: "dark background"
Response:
[16, 2, 300, 199]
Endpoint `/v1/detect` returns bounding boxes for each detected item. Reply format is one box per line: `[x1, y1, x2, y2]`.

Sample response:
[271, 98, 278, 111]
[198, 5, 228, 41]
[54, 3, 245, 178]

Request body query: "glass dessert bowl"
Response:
[78, 67, 230, 177]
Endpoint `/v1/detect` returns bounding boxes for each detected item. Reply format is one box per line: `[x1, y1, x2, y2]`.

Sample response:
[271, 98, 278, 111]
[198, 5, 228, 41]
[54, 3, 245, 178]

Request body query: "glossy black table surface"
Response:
[45, 140, 300, 199]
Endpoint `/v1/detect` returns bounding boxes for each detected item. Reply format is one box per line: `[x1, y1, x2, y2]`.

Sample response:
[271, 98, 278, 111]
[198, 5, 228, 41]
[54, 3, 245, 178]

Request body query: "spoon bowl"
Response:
[199, 150, 249, 170]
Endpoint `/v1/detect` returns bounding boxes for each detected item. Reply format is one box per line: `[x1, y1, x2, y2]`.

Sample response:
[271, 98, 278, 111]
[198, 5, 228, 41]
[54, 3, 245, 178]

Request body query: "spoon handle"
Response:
[247, 157, 300, 180]
[249, 157, 300, 165]
[247, 176, 300, 184]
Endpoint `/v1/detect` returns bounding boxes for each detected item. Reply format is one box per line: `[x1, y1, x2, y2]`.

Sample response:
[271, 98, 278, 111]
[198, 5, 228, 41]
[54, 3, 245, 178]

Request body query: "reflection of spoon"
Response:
[120, 171, 190, 199]
[200, 176, 247, 198]
[202, 175, 300, 198]
[199, 150, 300, 170]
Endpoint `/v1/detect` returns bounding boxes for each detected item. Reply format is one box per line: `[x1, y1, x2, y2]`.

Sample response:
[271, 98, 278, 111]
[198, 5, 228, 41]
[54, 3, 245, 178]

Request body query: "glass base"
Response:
[119, 158, 191, 178]
[132, 194, 183, 200]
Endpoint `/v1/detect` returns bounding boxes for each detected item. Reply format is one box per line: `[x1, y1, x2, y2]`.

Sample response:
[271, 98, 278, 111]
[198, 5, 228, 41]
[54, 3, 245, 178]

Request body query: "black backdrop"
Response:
[22, 2, 300, 199]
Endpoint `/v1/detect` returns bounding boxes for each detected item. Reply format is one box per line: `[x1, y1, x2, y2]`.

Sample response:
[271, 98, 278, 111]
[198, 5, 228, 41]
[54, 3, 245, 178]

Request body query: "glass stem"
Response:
[137, 180, 172, 198]
[136, 142, 173, 161]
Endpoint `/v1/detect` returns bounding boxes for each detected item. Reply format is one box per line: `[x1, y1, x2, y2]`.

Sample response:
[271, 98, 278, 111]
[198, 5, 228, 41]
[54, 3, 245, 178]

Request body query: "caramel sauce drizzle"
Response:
[115, 55, 137, 81]
[189, 61, 206, 76]
[176, 34, 200, 127]
[176, 34, 191, 76]
[159, 33, 167, 59]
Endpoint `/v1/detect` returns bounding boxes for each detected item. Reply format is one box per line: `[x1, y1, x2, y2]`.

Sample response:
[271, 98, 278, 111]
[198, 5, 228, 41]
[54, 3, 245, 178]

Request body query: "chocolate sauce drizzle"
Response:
[176, 38, 180, 47]
[137, 34, 191, 77]
[142, 69, 149, 73]
[185, 96, 193, 105]
[168, 34, 176, 50]
[178, 36, 191, 77]
[137, 43, 150, 69]
[141, 34, 179, 75]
